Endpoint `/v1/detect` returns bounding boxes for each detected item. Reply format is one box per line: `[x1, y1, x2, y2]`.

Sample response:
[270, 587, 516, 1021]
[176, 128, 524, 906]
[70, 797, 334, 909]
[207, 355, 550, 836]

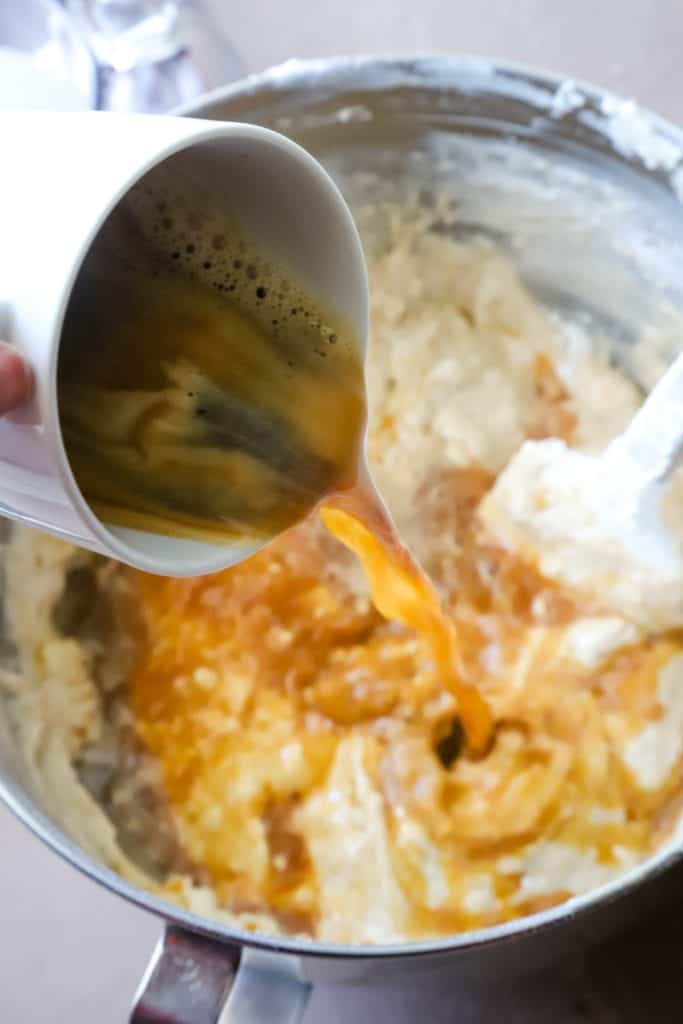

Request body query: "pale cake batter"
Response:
[3, 202, 683, 945]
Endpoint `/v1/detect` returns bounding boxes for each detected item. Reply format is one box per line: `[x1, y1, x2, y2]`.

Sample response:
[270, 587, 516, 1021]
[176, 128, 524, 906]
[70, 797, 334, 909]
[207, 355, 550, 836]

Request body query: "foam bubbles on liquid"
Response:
[123, 170, 349, 379]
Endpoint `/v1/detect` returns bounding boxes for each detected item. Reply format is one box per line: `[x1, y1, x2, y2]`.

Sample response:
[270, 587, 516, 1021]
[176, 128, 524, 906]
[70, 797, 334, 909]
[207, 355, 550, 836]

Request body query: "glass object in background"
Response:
[65, 0, 182, 72]
[0, 0, 96, 110]
[65, 0, 245, 112]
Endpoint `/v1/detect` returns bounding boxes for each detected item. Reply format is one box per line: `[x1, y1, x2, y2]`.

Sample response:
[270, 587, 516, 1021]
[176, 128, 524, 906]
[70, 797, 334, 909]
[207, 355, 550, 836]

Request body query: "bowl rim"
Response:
[3, 763, 682, 960]
[176, 52, 683, 184]
[4, 52, 683, 961]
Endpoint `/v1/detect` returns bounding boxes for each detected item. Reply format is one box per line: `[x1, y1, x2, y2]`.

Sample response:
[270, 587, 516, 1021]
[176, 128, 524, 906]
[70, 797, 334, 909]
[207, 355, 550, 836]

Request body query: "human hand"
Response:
[0, 342, 32, 415]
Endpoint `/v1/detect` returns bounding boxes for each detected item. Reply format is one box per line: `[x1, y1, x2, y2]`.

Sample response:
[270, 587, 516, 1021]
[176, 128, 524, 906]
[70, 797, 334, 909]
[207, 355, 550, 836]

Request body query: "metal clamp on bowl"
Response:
[131, 927, 310, 1024]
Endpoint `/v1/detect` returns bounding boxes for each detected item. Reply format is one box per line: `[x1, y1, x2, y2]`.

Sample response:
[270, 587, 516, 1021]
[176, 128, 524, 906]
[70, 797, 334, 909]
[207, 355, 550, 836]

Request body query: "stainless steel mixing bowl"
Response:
[3, 56, 683, 1023]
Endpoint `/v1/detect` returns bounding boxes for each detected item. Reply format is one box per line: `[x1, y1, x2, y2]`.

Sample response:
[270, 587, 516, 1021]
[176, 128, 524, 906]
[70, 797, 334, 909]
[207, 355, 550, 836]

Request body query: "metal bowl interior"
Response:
[3, 56, 683, 965]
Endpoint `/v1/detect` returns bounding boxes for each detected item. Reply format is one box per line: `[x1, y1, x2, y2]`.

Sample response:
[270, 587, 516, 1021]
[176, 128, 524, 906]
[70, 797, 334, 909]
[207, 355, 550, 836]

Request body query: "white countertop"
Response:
[3, 2, 683, 1021]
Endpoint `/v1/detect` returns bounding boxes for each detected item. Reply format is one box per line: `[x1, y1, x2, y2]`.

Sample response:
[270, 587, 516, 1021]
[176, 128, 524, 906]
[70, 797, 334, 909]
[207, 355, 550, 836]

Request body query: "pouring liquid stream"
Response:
[57, 183, 492, 754]
[321, 477, 493, 754]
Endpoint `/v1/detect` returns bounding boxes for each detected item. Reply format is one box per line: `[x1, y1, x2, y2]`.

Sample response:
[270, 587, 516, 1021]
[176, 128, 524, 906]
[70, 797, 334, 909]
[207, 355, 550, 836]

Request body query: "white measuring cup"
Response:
[0, 111, 368, 575]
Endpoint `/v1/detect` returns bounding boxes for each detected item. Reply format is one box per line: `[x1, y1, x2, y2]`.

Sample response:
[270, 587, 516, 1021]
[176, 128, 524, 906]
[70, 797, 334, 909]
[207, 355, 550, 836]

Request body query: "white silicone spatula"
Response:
[479, 352, 683, 629]
[598, 351, 683, 565]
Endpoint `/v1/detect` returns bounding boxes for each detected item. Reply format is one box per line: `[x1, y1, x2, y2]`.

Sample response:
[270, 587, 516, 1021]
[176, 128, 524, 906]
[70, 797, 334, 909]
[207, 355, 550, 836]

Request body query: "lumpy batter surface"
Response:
[5, 202, 683, 944]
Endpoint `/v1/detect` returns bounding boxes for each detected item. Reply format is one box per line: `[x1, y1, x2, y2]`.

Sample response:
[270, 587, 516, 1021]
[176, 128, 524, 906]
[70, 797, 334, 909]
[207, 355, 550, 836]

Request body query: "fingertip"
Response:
[0, 343, 32, 414]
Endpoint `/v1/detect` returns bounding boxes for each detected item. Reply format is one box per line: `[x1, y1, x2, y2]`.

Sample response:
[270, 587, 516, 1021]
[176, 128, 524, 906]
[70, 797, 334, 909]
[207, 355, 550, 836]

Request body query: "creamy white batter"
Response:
[2, 204, 682, 944]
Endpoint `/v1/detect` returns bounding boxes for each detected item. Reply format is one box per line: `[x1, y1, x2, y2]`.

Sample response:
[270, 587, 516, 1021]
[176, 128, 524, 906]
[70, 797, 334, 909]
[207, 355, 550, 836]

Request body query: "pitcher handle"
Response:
[131, 925, 311, 1024]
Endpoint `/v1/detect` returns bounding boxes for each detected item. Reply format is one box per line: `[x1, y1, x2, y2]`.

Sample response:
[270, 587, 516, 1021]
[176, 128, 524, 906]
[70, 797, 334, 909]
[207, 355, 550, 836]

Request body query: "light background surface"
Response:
[3, 2, 683, 1020]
